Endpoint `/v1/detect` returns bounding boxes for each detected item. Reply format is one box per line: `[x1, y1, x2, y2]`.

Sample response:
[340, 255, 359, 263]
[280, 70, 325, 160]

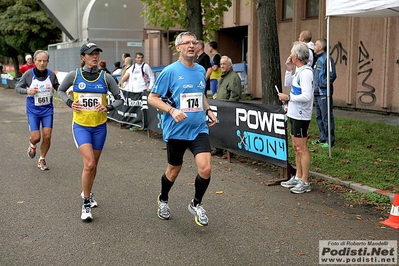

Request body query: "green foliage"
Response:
[3, 70, 16, 77]
[288, 114, 399, 193]
[342, 192, 391, 208]
[141, 0, 232, 41]
[201, 0, 231, 39]
[363, 193, 391, 204]
[142, 0, 185, 31]
[0, 0, 61, 56]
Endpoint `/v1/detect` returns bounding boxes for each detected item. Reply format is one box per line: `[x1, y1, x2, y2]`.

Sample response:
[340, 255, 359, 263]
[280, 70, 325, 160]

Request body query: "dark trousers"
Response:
[314, 95, 335, 144]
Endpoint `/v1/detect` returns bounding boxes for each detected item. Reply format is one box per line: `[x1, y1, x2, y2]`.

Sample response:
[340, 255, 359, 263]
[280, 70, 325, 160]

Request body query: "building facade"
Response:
[144, 1, 399, 114]
[40, 0, 399, 113]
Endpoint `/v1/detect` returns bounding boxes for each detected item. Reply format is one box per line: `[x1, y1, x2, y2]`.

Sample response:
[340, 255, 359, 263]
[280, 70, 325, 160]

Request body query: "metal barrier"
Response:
[232, 62, 248, 92]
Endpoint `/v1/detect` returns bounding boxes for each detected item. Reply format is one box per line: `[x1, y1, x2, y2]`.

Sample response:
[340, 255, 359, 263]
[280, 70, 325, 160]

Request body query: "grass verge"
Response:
[301, 114, 399, 194]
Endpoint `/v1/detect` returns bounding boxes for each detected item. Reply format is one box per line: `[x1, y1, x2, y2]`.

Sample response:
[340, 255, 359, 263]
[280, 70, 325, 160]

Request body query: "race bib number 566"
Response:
[79, 94, 102, 110]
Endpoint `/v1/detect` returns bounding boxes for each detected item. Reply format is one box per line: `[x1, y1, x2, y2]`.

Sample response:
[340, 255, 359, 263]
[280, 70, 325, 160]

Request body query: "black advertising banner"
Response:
[146, 103, 163, 134]
[107, 90, 148, 127]
[144, 98, 288, 168]
[207, 99, 288, 168]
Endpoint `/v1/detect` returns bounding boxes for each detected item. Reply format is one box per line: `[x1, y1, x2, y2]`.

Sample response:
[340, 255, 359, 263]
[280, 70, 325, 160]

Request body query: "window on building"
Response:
[305, 0, 319, 19]
[282, 0, 293, 20]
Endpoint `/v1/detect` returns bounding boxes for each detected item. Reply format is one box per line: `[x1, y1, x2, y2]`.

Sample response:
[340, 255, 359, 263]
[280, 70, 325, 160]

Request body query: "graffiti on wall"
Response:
[357, 41, 376, 106]
[331, 40, 377, 106]
[330, 41, 348, 65]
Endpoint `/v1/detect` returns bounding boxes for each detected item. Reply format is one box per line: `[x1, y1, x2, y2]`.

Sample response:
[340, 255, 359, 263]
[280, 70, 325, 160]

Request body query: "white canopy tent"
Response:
[324, 0, 399, 157]
[326, 0, 399, 17]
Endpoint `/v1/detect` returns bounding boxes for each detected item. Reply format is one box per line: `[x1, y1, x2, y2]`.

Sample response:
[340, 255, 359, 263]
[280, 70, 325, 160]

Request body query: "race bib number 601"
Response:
[34, 90, 51, 106]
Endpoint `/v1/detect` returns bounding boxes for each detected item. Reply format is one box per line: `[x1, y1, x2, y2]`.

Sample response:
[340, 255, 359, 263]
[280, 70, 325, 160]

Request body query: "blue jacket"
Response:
[313, 52, 337, 96]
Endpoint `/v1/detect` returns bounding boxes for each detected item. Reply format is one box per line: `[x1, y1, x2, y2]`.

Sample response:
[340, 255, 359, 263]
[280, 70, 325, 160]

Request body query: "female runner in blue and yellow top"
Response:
[57, 43, 124, 222]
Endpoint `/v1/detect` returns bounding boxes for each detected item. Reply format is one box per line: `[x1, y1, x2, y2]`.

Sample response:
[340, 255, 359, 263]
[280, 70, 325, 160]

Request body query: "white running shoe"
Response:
[281, 176, 301, 188]
[290, 181, 312, 194]
[188, 200, 208, 226]
[81, 192, 98, 208]
[27, 145, 36, 159]
[81, 203, 93, 222]
[157, 194, 170, 220]
[37, 159, 49, 170]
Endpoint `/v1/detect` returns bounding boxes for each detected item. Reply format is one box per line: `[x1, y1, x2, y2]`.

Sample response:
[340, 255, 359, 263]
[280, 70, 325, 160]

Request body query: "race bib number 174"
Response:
[179, 92, 203, 112]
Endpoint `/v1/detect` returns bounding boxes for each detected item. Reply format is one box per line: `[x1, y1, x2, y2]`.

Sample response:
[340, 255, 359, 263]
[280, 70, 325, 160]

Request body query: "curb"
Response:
[310, 171, 395, 202]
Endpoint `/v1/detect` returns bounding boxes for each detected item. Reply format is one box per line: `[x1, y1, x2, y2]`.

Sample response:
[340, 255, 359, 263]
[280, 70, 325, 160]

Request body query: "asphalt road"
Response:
[1, 87, 398, 266]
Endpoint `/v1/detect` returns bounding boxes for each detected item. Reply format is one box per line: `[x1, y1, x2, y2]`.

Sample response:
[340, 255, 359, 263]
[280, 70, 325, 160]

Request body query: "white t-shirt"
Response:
[306, 42, 315, 67]
[127, 63, 155, 93]
[284, 65, 314, 121]
[112, 68, 122, 76]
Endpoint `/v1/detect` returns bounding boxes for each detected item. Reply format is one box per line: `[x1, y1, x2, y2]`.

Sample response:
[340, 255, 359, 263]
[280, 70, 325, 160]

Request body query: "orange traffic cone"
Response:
[380, 194, 399, 229]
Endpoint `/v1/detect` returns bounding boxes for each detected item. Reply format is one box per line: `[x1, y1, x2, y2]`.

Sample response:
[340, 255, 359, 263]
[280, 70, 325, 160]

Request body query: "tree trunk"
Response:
[256, 0, 282, 105]
[186, 0, 203, 40]
[13, 56, 20, 78]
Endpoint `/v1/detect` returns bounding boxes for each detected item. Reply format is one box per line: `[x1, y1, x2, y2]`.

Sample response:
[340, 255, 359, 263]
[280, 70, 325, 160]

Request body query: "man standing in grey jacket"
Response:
[215, 56, 241, 102]
[211, 55, 241, 157]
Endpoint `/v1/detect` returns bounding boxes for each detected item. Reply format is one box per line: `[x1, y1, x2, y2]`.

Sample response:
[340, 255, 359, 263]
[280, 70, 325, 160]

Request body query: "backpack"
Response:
[131, 63, 148, 84]
[309, 48, 317, 68]
[132, 63, 146, 76]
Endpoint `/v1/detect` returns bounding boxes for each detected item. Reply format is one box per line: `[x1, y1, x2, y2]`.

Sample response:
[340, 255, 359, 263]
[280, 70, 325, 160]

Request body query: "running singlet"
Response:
[151, 61, 207, 142]
[26, 69, 54, 116]
[72, 68, 108, 127]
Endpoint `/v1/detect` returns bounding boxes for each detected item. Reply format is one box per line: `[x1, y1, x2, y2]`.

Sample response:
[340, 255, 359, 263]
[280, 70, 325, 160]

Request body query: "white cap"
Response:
[25, 55, 32, 61]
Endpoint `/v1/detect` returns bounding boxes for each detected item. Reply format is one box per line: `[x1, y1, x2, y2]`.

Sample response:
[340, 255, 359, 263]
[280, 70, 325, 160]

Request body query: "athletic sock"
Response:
[194, 174, 210, 206]
[83, 198, 90, 205]
[160, 173, 174, 202]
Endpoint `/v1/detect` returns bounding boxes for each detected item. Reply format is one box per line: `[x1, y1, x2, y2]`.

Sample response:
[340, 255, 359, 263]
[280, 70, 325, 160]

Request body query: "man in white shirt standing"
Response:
[298, 30, 315, 68]
[120, 52, 155, 92]
[118, 56, 133, 88]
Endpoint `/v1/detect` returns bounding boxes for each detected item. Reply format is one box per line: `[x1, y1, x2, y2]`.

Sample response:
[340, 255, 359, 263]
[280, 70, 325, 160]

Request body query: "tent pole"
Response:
[326, 16, 332, 158]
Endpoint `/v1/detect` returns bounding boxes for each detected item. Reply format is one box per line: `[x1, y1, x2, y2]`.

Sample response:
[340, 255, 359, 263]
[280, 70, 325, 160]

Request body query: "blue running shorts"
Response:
[72, 122, 107, 150]
[27, 114, 53, 131]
